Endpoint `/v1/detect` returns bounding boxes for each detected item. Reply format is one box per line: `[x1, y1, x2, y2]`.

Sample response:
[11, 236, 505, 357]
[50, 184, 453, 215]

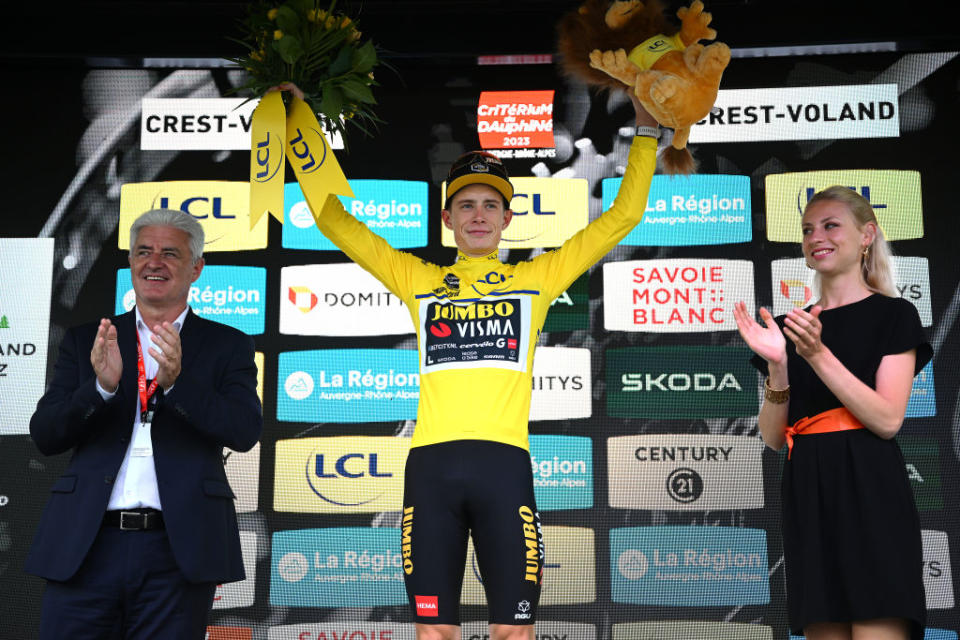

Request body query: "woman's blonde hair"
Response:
[805, 185, 896, 296]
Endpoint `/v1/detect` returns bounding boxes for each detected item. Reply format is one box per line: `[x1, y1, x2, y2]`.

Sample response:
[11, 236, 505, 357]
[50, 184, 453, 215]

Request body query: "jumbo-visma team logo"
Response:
[273, 437, 409, 513]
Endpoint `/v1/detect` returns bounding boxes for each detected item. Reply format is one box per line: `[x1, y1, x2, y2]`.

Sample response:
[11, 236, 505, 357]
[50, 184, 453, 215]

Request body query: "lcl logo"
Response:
[154, 196, 236, 219]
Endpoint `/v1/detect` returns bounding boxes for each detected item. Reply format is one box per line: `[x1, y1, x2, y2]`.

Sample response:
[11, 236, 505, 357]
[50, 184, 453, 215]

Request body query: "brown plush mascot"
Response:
[558, 0, 730, 174]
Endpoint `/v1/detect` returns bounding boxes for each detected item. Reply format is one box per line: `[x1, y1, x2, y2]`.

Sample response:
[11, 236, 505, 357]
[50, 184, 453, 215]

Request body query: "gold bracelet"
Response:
[764, 377, 790, 404]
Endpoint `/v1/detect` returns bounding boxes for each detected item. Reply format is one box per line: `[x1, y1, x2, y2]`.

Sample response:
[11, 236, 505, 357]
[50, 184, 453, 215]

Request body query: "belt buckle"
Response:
[119, 511, 143, 531]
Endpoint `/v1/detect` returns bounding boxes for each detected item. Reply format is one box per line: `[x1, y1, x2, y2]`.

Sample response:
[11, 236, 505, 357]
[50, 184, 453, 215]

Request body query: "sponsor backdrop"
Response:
[1, 42, 958, 640]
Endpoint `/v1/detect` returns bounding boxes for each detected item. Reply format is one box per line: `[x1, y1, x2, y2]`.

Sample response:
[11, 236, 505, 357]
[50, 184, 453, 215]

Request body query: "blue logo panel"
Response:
[282, 180, 428, 250]
[603, 175, 751, 246]
[277, 349, 419, 423]
[115, 266, 265, 335]
[610, 526, 770, 606]
[270, 528, 406, 607]
[905, 361, 936, 418]
[530, 435, 593, 511]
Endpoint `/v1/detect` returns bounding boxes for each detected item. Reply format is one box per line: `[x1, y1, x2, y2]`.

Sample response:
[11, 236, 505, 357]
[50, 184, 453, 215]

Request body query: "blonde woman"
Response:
[734, 186, 931, 640]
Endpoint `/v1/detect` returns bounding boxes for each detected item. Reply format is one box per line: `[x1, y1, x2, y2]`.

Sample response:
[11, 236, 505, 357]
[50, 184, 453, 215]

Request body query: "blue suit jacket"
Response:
[24, 309, 262, 584]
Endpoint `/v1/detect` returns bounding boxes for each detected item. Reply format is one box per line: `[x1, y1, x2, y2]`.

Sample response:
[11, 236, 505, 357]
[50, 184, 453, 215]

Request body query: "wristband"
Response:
[635, 125, 660, 140]
[764, 377, 790, 404]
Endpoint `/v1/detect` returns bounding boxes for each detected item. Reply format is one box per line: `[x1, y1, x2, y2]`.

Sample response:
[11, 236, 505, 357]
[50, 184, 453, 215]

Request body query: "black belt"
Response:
[103, 509, 164, 531]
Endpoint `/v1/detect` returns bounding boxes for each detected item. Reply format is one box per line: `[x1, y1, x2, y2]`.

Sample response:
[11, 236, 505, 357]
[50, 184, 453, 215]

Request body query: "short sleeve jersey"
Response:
[753, 294, 932, 425]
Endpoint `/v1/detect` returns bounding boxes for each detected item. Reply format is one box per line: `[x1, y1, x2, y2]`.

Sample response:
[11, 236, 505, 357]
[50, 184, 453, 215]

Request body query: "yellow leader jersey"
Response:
[313, 136, 656, 451]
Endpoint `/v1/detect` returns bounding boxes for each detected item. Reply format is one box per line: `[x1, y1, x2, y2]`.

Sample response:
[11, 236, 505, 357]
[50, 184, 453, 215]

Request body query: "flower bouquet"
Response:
[228, 0, 382, 139]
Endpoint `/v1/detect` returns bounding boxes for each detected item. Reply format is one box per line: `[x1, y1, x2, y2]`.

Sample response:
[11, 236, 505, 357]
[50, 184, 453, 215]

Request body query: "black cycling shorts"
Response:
[401, 440, 544, 625]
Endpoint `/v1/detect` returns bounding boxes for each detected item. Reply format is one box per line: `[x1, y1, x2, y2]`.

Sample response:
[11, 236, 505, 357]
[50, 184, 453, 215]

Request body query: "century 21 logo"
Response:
[156, 197, 234, 219]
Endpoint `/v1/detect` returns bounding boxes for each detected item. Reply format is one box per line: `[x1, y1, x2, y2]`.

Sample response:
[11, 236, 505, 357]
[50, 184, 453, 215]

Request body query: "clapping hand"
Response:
[91, 318, 122, 393]
[733, 302, 786, 365]
[149, 322, 182, 391]
[783, 305, 825, 360]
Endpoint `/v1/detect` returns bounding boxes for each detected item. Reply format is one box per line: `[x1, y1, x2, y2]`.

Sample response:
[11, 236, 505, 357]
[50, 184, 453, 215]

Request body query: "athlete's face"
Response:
[442, 184, 512, 257]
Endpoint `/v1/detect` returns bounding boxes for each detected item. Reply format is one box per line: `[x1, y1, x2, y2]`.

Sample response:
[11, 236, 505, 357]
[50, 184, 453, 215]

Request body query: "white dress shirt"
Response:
[97, 306, 188, 511]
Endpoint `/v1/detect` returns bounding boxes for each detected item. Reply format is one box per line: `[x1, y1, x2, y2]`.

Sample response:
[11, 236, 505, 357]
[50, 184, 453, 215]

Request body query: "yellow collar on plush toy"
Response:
[627, 33, 686, 70]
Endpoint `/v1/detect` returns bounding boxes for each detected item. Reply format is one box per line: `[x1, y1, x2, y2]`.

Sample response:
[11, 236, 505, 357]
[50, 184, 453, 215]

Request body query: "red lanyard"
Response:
[135, 331, 159, 419]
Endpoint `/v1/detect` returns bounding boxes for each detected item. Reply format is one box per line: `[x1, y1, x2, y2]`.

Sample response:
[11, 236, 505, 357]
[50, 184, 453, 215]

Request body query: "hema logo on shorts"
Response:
[461, 526, 596, 606]
[270, 528, 407, 607]
[273, 436, 409, 514]
[610, 526, 770, 606]
[613, 621, 773, 640]
[922, 530, 955, 609]
[119, 181, 267, 252]
[276, 349, 419, 423]
[213, 531, 256, 609]
[606, 346, 757, 419]
[529, 347, 591, 421]
[603, 174, 751, 246]
[603, 259, 755, 333]
[441, 177, 588, 249]
[266, 622, 414, 640]
[529, 435, 593, 511]
[282, 179, 428, 250]
[115, 265, 265, 335]
[764, 171, 923, 243]
[279, 263, 415, 336]
[414, 595, 439, 617]
[607, 434, 764, 510]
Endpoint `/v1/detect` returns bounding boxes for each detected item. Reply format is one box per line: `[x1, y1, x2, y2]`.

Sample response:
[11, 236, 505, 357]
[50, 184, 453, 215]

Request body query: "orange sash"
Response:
[785, 407, 864, 459]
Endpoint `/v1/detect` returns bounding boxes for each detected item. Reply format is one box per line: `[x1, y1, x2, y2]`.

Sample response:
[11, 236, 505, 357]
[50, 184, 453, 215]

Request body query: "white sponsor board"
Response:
[608, 435, 764, 510]
[279, 263, 414, 336]
[0, 239, 54, 435]
[530, 347, 591, 421]
[213, 531, 256, 609]
[922, 529, 955, 609]
[140, 97, 343, 150]
[268, 622, 415, 640]
[223, 442, 260, 513]
[603, 259, 754, 333]
[770, 256, 932, 325]
[690, 84, 899, 143]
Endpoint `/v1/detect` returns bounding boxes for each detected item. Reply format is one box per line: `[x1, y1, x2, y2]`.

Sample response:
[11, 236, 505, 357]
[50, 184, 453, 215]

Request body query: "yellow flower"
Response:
[273, 29, 283, 40]
[267, 8, 278, 20]
[325, 16, 335, 29]
[249, 50, 262, 61]
[340, 16, 352, 28]
[350, 29, 361, 41]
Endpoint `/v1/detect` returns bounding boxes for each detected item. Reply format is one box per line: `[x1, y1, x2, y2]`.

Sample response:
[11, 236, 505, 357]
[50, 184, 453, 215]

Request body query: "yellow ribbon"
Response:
[248, 91, 286, 229]
[248, 93, 354, 230]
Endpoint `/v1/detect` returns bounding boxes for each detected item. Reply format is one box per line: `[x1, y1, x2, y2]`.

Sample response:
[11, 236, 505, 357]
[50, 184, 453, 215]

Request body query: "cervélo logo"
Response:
[607, 434, 764, 510]
[282, 179, 428, 250]
[279, 264, 414, 336]
[270, 528, 407, 607]
[610, 526, 770, 606]
[603, 259, 755, 333]
[606, 346, 757, 419]
[604, 174, 751, 246]
[273, 436, 409, 514]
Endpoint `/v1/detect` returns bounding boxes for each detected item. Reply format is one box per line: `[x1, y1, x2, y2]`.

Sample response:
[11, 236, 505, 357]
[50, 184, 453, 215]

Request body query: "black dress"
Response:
[753, 294, 932, 638]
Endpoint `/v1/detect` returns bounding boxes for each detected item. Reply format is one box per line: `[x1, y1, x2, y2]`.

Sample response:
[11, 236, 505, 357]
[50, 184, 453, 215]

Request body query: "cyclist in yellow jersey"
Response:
[298, 83, 658, 640]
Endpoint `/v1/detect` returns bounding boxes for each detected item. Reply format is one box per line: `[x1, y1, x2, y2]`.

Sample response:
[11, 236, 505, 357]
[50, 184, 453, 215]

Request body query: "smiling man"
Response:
[306, 94, 658, 640]
[26, 209, 262, 639]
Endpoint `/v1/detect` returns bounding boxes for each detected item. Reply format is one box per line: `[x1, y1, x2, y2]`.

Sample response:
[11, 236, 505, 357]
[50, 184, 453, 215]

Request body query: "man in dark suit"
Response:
[25, 208, 262, 639]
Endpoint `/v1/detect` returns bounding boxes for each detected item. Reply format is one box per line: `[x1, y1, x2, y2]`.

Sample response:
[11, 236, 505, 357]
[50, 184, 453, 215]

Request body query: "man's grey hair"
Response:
[129, 209, 205, 263]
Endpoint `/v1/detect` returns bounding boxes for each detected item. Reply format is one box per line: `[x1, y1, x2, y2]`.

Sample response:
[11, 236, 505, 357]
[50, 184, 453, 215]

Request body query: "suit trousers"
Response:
[38, 524, 217, 640]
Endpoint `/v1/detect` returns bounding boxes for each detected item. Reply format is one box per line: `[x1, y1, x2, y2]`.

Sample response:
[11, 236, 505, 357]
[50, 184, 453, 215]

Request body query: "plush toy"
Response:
[557, 0, 731, 174]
